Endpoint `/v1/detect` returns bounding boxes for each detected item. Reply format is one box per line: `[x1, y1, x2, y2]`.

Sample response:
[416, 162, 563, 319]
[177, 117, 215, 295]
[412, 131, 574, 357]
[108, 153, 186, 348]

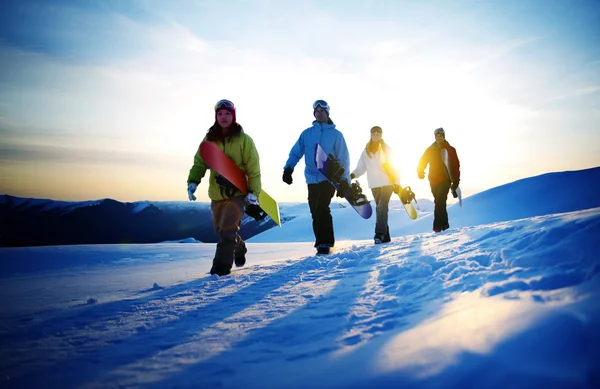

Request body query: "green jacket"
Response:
[187, 128, 261, 201]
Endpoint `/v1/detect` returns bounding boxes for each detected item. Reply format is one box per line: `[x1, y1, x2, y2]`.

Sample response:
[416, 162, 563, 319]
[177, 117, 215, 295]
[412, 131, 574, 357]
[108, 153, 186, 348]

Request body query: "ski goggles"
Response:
[312, 99, 330, 111]
[434, 127, 445, 136]
[214, 99, 235, 111]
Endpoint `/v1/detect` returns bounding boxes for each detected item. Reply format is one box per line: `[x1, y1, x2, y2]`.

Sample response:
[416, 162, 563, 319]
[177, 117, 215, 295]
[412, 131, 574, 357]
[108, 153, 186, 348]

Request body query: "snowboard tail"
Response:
[314, 144, 372, 219]
[199, 141, 281, 226]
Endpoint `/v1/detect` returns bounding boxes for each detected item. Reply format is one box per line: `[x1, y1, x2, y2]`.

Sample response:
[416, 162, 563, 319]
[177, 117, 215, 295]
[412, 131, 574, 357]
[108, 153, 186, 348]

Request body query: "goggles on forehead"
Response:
[434, 127, 445, 136]
[312, 99, 330, 111]
[214, 99, 235, 111]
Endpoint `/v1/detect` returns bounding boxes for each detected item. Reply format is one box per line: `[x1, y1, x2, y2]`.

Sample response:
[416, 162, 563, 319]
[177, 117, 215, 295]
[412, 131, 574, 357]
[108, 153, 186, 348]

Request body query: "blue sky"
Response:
[1, 0, 599, 202]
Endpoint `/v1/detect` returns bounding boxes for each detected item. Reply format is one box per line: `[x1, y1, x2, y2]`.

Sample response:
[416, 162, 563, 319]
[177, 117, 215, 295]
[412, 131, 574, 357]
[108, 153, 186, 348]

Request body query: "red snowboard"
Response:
[200, 142, 248, 192]
[199, 141, 281, 226]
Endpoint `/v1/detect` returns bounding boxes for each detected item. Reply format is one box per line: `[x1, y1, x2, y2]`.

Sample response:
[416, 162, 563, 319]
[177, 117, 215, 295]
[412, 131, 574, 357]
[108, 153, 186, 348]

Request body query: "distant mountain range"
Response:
[0, 196, 277, 247]
[3, 166, 598, 247]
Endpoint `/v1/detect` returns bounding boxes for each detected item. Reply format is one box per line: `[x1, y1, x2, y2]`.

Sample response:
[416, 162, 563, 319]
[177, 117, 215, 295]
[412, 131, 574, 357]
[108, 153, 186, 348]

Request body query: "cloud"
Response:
[463, 37, 539, 72]
[0, 141, 185, 168]
[546, 86, 600, 102]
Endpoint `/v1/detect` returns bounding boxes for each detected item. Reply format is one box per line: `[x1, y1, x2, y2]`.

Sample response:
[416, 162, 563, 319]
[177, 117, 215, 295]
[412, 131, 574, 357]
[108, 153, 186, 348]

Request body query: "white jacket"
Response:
[351, 143, 401, 189]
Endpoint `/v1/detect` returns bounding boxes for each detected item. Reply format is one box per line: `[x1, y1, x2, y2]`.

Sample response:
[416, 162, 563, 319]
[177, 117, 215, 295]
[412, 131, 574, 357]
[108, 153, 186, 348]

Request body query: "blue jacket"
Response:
[284, 120, 351, 184]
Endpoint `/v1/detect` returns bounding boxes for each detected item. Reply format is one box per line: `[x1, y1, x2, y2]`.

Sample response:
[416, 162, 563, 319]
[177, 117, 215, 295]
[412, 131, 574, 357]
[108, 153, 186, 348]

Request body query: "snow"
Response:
[1, 168, 600, 389]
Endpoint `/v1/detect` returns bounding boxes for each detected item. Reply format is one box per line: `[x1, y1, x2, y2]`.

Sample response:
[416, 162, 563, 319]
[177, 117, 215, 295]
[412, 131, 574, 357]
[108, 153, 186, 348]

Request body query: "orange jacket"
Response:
[417, 141, 460, 187]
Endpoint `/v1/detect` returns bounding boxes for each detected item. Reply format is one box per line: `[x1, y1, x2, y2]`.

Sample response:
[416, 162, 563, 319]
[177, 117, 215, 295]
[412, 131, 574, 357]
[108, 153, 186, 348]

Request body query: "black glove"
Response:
[282, 167, 293, 185]
[246, 204, 267, 221]
[337, 179, 350, 198]
[327, 154, 345, 181]
[393, 184, 401, 194]
[451, 180, 459, 191]
[451, 189, 458, 198]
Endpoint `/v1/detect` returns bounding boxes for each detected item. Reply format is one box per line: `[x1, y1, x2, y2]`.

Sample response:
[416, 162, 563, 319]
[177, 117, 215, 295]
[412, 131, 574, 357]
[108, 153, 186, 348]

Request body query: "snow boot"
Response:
[235, 246, 247, 267]
[316, 244, 331, 255]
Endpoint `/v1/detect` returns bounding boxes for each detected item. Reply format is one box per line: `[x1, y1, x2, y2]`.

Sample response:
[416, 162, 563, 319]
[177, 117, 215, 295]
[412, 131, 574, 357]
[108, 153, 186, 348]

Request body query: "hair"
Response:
[206, 122, 243, 142]
[365, 138, 389, 158]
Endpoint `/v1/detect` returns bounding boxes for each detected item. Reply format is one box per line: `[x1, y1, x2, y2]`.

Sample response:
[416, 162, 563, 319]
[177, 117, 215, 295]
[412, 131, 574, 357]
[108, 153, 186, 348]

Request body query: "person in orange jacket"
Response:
[417, 127, 460, 232]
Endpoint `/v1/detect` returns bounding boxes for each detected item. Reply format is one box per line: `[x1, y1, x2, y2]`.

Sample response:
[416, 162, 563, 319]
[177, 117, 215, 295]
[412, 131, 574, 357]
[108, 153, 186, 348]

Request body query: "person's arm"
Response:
[284, 132, 305, 170]
[334, 133, 351, 182]
[382, 145, 401, 185]
[450, 146, 460, 182]
[187, 140, 209, 184]
[417, 148, 429, 179]
[350, 149, 367, 179]
[243, 135, 262, 196]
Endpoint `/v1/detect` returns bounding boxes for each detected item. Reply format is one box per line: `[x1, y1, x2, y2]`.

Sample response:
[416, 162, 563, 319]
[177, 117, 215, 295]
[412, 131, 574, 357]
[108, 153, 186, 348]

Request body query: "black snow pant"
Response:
[431, 180, 451, 231]
[307, 181, 336, 247]
[211, 195, 247, 272]
[371, 185, 393, 241]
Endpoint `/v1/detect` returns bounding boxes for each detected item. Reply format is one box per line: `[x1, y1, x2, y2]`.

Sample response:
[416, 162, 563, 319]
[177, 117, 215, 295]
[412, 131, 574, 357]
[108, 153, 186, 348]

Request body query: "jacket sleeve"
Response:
[334, 133, 351, 182]
[243, 135, 262, 195]
[450, 146, 460, 182]
[351, 149, 367, 178]
[187, 139, 209, 184]
[284, 132, 305, 170]
[383, 145, 401, 185]
[417, 147, 430, 176]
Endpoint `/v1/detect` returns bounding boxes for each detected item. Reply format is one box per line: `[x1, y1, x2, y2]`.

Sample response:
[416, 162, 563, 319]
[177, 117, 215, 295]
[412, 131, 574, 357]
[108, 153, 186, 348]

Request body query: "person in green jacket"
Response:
[187, 99, 262, 276]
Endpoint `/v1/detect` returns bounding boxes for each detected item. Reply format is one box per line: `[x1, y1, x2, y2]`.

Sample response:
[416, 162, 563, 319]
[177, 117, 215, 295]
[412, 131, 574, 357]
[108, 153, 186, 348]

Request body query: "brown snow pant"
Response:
[211, 195, 246, 272]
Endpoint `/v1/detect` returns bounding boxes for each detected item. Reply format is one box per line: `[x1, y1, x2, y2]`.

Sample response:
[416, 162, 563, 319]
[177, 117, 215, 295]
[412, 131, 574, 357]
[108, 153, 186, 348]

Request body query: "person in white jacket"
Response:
[350, 126, 401, 244]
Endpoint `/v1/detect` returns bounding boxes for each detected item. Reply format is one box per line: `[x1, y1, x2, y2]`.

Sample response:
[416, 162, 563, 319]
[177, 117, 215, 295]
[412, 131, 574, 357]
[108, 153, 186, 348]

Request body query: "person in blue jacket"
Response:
[282, 99, 351, 255]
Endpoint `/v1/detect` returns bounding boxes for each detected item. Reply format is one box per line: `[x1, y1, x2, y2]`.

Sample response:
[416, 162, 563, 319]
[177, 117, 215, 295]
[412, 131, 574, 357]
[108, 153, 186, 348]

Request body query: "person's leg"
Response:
[379, 185, 394, 242]
[439, 181, 451, 230]
[210, 196, 245, 275]
[432, 181, 451, 231]
[372, 187, 384, 242]
[309, 181, 335, 250]
[372, 187, 381, 232]
[234, 197, 248, 267]
[307, 184, 319, 246]
[234, 235, 247, 267]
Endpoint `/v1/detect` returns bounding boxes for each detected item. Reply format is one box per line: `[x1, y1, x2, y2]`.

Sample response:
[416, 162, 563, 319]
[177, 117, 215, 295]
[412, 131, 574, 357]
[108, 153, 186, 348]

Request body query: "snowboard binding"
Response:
[216, 174, 238, 198]
[349, 181, 369, 206]
[400, 186, 416, 205]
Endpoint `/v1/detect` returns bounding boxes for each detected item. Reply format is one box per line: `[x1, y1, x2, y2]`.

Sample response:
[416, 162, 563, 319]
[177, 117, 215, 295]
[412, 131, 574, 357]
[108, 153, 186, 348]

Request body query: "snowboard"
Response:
[395, 186, 418, 220]
[199, 141, 281, 226]
[381, 162, 418, 220]
[440, 148, 462, 207]
[314, 144, 373, 219]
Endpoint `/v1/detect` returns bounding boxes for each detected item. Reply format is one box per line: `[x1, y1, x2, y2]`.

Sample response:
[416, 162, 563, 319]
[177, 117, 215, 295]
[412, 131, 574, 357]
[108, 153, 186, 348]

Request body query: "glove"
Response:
[245, 193, 259, 206]
[393, 184, 401, 194]
[451, 180, 459, 191]
[187, 182, 198, 201]
[417, 170, 425, 179]
[337, 179, 350, 198]
[350, 173, 356, 179]
[327, 154, 345, 181]
[282, 167, 293, 185]
[245, 204, 267, 221]
[451, 189, 458, 198]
